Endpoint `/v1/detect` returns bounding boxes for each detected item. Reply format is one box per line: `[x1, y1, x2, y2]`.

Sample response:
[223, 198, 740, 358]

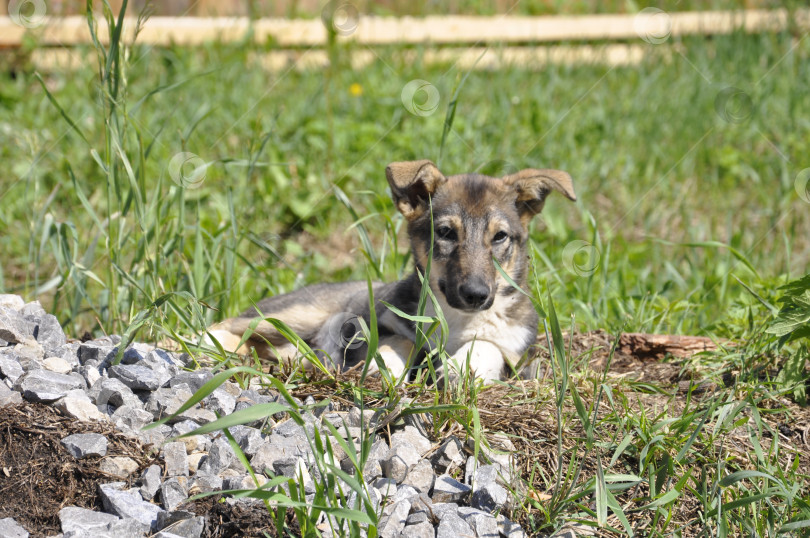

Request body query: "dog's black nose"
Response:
[458, 280, 491, 309]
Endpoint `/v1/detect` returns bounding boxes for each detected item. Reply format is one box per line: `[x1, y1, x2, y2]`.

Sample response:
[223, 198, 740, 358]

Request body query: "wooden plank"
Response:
[0, 9, 807, 48]
[30, 43, 649, 73]
[618, 333, 729, 359]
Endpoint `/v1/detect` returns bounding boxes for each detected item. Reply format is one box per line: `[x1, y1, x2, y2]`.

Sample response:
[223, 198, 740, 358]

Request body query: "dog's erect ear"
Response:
[385, 160, 447, 220]
[502, 168, 576, 222]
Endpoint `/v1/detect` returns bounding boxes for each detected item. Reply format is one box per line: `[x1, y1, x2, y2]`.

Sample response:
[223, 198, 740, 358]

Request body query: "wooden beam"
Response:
[0, 9, 806, 48]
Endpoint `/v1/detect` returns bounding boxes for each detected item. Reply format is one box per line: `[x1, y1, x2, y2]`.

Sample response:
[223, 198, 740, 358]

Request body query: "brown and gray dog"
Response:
[206, 160, 575, 382]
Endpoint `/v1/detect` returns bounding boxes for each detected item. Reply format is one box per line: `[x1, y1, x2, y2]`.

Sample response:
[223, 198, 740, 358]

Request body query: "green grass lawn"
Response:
[1, 7, 809, 535]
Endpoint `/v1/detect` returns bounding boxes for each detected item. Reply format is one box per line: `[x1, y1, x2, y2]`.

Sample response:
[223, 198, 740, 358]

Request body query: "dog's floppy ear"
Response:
[385, 160, 447, 220]
[502, 168, 576, 223]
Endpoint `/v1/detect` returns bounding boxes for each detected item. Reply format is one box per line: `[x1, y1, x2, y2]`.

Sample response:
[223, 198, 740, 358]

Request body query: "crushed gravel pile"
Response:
[0, 294, 529, 538]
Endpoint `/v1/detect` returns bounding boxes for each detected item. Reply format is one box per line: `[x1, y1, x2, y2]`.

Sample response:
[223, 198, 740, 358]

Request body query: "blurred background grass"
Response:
[0, 3, 808, 343]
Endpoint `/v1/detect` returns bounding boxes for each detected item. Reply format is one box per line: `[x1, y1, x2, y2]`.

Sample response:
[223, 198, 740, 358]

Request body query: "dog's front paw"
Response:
[448, 340, 505, 384]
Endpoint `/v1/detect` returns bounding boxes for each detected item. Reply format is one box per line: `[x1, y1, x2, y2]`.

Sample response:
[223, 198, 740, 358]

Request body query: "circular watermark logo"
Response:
[562, 240, 601, 277]
[401, 80, 441, 117]
[714, 87, 753, 124]
[795, 168, 810, 204]
[326, 312, 366, 350]
[321, 1, 360, 37]
[168, 152, 207, 189]
[633, 7, 672, 45]
[9, 0, 47, 28]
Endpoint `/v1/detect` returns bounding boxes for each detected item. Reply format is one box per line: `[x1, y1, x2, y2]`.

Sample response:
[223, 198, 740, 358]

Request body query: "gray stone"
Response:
[406, 510, 430, 525]
[0, 306, 34, 344]
[42, 356, 71, 373]
[401, 521, 435, 538]
[0, 382, 23, 406]
[160, 477, 189, 511]
[471, 464, 510, 513]
[188, 474, 223, 495]
[458, 507, 499, 537]
[111, 405, 154, 431]
[17, 369, 84, 402]
[104, 517, 150, 536]
[432, 475, 471, 503]
[156, 510, 194, 530]
[321, 411, 347, 429]
[142, 383, 216, 424]
[59, 506, 120, 533]
[53, 342, 81, 365]
[431, 436, 464, 474]
[432, 503, 460, 519]
[145, 348, 184, 368]
[109, 364, 169, 391]
[78, 364, 103, 387]
[203, 386, 236, 415]
[175, 406, 217, 426]
[272, 457, 315, 494]
[159, 516, 205, 538]
[496, 515, 526, 538]
[121, 343, 152, 364]
[403, 458, 435, 494]
[169, 371, 213, 393]
[55, 389, 107, 422]
[464, 455, 477, 485]
[233, 390, 275, 428]
[32, 313, 67, 353]
[373, 477, 397, 498]
[92, 377, 142, 410]
[381, 440, 420, 483]
[134, 423, 173, 447]
[362, 438, 390, 481]
[379, 499, 410, 538]
[347, 407, 378, 428]
[140, 465, 163, 500]
[98, 482, 163, 531]
[403, 409, 433, 438]
[436, 512, 473, 538]
[99, 456, 139, 478]
[170, 420, 210, 453]
[0, 517, 28, 538]
[410, 492, 435, 515]
[0, 342, 44, 370]
[393, 484, 420, 505]
[198, 437, 240, 475]
[163, 442, 190, 477]
[250, 434, 309, 475]
[0, 295, 24, 310]
[61, 433, 108, 459]
[272, 456, 300, 478]
[144, 387, 193, 421]
[20, 301, 46, 318]
[188, 452, 206, 474]
[222, 474, 248, 490]
[78, 341, 117, 365]
[273, 418, 308, 438]
[391, 425, 431, 456]
[229, 425, 264, 456]
[0, 356, 24, 383]
[347, 483, 381, 513]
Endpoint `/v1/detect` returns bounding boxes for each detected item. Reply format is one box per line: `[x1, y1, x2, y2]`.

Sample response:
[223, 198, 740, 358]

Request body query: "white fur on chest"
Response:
[427, 294, 534, 357]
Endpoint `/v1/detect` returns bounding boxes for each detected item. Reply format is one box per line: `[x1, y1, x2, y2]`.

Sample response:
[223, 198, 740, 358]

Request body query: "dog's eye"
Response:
[492, 231, 509, 243]
[436, 225, 457, 241]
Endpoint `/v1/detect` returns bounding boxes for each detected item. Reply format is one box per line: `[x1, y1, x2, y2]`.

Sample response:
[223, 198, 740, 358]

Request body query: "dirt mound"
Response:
[0, 403, 156, 536]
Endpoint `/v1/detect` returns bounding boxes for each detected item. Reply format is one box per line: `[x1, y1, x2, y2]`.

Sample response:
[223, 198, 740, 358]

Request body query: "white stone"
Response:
[43, 356, 72, 374]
